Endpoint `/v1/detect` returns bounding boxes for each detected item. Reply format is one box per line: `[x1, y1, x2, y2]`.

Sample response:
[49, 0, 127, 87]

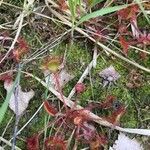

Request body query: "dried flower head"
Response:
[41, 55, 63, 73]
[99, 66, 120, 87]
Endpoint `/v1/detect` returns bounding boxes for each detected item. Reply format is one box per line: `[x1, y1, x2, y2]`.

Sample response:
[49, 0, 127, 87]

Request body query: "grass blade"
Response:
[0, 69, 22, 124]
[77, 4, 128, 25]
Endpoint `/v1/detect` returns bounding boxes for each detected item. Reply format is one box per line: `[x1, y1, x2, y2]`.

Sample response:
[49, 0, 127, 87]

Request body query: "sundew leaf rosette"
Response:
[40, 55, 63, 73]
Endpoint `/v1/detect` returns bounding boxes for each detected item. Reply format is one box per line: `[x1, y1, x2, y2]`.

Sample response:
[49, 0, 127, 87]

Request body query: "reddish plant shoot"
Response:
[43, 100, 58, 116]
[13, 37, 29, 62]
[26, 134, 40, 150]
[119, 36, 129, 55]
[45, 136, 66, 150]
[75, 83, 86, 94]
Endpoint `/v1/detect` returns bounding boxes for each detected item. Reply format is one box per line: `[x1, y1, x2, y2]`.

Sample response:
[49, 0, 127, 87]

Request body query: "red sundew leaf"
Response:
[43, 100, 58, 116]
[105, 105, 126, 125]
[117, 4, 139, 20]
[41, 55, 63, 73]
[26, 134, 40, 150]
[45, 136, 66, 150]
[13, 37, 29, 62]
[119, 36, 129, 55]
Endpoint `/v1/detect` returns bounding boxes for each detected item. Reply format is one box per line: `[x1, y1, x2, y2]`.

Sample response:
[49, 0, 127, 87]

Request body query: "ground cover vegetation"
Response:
[0, 0, 150, 149]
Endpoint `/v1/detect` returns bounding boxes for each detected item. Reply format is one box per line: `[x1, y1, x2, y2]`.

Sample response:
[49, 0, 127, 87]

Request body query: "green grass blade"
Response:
[134, 0, 150, 24]
[0, 69, 22, 124]
[77, 4, 128, 25]
[68, 0, 76, 19]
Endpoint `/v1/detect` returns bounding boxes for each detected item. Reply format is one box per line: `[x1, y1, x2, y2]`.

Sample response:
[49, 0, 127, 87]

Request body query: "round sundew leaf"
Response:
[41, 55, 63, 73]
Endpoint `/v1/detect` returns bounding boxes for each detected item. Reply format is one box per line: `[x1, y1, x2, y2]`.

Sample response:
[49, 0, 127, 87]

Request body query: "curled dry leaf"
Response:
[44, 69, 74, 89]
[110, 133, 143, 150]
[99, 66, 120, 87]
[3, 77, 34, 116]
